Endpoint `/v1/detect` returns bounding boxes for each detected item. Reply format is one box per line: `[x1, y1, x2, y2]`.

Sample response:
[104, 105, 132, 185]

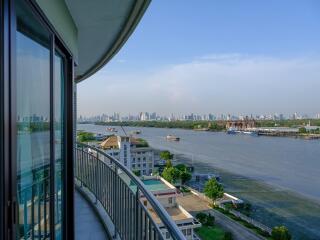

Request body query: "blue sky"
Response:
[78, 0, 320, 117]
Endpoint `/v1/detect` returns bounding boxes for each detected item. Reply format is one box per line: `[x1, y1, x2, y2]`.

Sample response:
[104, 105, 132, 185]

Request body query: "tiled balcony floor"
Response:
[75, 191, 110, 240]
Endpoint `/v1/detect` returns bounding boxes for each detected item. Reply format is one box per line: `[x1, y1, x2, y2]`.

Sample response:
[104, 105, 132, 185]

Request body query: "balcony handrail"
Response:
[76, 142, 186, 240]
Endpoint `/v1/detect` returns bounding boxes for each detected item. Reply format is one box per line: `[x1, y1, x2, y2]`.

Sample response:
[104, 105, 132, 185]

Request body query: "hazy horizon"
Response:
[78, 1, 320, 117]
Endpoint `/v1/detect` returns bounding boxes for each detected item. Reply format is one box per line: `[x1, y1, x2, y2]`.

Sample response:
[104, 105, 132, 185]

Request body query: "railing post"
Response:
[94, 153, 98, 204]
[135, 187, 140, 240]
[80, 145, 83, 188]
[23, 191, 28, 238]
[113, 165, 118, 239]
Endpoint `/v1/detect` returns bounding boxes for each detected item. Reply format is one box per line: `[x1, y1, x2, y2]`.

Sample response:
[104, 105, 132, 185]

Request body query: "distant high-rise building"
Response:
[150, 112, 157, 120]
[279, 114, 285, 120]
[292, 112, 298, 120]
[208, 114, 216, 120]
[139, 112, 149, 121]
[113, 112, 120, 121]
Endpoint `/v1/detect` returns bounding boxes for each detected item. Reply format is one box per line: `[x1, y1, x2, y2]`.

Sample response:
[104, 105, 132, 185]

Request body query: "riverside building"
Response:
[140, 177, 201, 240]
[100, 135, 155, 176]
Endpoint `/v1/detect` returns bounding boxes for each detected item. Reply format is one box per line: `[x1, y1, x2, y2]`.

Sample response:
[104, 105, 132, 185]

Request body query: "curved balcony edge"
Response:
[75, 181, 115, 239]
[75, 142, 186, 240]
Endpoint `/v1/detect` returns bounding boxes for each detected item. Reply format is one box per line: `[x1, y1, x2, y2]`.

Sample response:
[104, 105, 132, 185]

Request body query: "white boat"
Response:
[227, 127, 237, 134]
[227, 128, 257, 136]
[242, 131, 258, 136]
[106, 127, 117, 132]
[130, 130, 141, 134]
[166, 135, 180, 141]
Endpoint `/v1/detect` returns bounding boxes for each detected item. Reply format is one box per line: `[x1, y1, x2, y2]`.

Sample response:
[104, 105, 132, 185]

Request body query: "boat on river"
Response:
[227, 127, 257, 136]
[227, 127, 238, 134]
[106, 127, 117, 132]
[166, 135, 180, 141]
[242, 131, 258, 136]
[130, 130, 141, 135]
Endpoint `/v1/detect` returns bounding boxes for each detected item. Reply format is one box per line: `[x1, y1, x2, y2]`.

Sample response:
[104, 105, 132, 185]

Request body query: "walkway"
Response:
[75, 191, 109, 240]
[177, 194, 264, 240]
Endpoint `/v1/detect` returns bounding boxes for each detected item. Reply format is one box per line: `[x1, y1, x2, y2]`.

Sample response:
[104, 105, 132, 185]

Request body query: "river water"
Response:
[78, 124, 320, 239]
[78, 124, 320, 201]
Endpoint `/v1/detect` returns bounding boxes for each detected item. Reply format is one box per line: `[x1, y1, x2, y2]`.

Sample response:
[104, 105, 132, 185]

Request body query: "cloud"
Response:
[77, 54, 320, 116]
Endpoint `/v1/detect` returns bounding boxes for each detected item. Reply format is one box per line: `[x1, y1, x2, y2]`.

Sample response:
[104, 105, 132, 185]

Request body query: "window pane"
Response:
[54, 52, 65, 240]
[16, 1, 51, 239]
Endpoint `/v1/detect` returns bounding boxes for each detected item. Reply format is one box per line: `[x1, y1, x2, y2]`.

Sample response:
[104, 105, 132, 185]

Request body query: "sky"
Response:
[77, 0, 320, 117]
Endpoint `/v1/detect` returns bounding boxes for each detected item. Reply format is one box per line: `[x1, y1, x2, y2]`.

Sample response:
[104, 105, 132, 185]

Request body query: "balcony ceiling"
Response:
[65, 0, 150, 82]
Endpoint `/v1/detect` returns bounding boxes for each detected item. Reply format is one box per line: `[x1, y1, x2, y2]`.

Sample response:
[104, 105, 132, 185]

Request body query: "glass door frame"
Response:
[1, 0, 15, 239]
[1, 0, 75, 239]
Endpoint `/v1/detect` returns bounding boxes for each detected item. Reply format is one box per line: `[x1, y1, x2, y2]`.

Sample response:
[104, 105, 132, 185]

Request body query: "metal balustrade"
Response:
[75, 142, 186, 240]
[17, 168, 51, 239]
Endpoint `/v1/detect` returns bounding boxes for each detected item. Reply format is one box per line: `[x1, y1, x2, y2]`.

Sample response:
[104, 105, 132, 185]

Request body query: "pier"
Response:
[226, 118, 256, 130]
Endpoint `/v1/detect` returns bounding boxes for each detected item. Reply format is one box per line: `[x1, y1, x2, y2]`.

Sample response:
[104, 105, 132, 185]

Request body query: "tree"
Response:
[135, 138, 149, 147]
[196, 212, 207, 224]
[205, 213, 215, 226]
[162, 167, 180, 183]
[204, 178, 224, 202]
[160, 150, 173, 161]
[165, 159, 173, 168]
[223, 232, 233, 240]
[133, 170, 141, 177]
[298, 127, 307, 134]
[174, 164, 191, 184]
[180, 171, 192, 184]
[271, 226, 291, 240]
[77, 131, 95, 142]
[175, 164, 187, 172]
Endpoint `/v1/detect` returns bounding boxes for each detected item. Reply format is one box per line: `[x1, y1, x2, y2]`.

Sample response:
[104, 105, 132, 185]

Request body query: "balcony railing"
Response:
[17, 170, 51, 239]
[75, 142, 186, 240]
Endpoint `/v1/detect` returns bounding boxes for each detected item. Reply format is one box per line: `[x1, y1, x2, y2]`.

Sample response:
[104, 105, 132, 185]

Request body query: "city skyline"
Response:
[78, 1, 320, 117]
[78, 111, 320, 123]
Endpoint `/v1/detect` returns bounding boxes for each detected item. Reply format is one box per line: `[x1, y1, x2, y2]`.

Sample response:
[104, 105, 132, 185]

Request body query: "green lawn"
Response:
[195, 226, 225, 240]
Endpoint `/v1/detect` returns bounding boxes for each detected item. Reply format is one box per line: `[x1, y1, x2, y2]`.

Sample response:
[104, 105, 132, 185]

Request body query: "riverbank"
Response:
[172, 153, 320, 240]
[257, 131, 320, 139]
[91, 120, 320, 139]
[94, 120, 226, 131]
[92, 119, 320, 129]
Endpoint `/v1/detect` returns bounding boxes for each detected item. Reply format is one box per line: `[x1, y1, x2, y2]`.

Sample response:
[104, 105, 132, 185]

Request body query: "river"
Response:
[78, 124, 320, 239]
[78, 123, 320, 200]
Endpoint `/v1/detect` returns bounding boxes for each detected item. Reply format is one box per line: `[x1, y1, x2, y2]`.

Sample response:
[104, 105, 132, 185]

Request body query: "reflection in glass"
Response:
[16, 1, 51, 238]
[54, 53, 65, 240]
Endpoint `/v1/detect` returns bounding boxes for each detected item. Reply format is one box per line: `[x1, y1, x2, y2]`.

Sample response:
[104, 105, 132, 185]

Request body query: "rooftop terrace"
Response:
[149, 206, 189, 224]
[142, 179, 171, 192]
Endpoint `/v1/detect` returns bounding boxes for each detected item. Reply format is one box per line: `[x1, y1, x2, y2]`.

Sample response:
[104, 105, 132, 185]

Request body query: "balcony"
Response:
[75, 191, 108, 240]
[74, 143, 186, 240]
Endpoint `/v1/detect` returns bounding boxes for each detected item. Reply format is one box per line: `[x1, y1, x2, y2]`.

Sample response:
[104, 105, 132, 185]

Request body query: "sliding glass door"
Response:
[54, 51, 65, 240]
[16, 1, 51, 238]
[0, 0, 74, 239]
[15, 1, 68, 239]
